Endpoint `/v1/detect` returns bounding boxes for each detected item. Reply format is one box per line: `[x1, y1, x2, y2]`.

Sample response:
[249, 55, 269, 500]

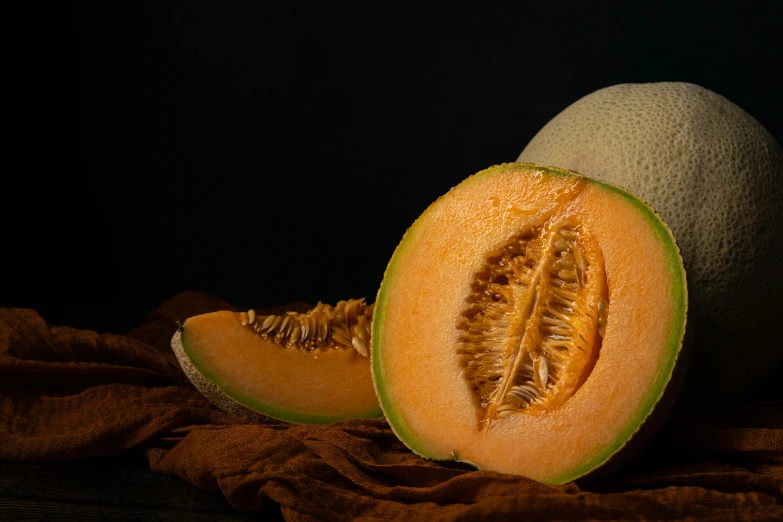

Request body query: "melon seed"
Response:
[290, 325, 301, 343]
[536, 357, 549, 388]
[279, 315, 290, 333]
[574, 244, 588, 273]
[268, 316, 282, 333]
[352, 336, 369, 357]
[332, 330, 353, 348]
[261, 315, 276, 331]
[307, 315, 317, 342]
[318, 317, 329, 343]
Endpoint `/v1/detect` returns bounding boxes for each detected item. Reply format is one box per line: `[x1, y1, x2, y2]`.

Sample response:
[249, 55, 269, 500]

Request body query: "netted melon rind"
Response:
[518, 82, 783, 405]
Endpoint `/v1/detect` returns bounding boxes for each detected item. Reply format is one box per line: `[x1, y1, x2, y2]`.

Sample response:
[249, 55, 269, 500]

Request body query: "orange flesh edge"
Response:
[377, 170, 680, 482]
[183, 311, 380, 420]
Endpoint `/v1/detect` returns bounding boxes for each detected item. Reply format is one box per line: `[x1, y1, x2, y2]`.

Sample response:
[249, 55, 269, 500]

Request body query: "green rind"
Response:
[371, 206, 434, 456]
[179, 329, 383, 424]
[371, 162, 688, 483]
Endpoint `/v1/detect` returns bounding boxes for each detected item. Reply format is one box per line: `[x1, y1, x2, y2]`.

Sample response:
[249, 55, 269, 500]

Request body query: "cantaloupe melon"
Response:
[172, 300, 382, 423]
[371, 163, 689, 483]
[517, 82, 783, 405]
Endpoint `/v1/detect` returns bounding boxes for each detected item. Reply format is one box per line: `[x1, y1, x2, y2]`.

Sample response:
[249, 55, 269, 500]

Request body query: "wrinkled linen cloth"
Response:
[1, 292, 781, 521]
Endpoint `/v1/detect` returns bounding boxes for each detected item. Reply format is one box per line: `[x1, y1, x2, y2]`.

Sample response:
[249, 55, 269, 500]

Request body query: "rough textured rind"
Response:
[518, 82, 783, 405]
[170, 330, 268, 420]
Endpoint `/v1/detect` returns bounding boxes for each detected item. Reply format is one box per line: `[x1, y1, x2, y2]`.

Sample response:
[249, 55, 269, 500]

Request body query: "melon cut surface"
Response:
[372, 163, 688, 483]
[172, 301, 382, 423]
[518, 82, 783, 405]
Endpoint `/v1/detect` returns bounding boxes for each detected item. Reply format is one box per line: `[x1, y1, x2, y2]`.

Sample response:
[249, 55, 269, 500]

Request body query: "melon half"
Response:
[371, 163, 689, 483]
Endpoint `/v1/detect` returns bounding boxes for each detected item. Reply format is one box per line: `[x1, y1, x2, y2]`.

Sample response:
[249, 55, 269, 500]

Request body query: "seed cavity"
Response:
[237, 299, 374, 356]
[457, 215, 608, 425]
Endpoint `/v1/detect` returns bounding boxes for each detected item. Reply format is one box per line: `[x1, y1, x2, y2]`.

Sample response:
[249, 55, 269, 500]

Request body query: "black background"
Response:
[7, 1, 783, 334]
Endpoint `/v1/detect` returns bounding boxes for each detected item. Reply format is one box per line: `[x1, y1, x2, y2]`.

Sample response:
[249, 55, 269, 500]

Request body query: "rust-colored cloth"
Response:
[1, 292, 781, 521]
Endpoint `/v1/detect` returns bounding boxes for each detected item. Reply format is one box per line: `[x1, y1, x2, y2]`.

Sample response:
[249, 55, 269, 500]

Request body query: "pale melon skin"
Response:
[518, 82, 783, 406]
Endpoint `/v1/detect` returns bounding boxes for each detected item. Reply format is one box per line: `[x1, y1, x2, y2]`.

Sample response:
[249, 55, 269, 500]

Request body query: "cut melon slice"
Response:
[371, 163, 689, 483]
[172, 301, 382, 423]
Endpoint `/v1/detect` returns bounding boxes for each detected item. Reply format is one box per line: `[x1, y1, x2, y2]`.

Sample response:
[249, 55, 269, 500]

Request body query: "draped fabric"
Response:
[1, 292, 781, 521]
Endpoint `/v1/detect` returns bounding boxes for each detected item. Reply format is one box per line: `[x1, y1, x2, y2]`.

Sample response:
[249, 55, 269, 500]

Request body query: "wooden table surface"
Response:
[0, 452, 284, 521]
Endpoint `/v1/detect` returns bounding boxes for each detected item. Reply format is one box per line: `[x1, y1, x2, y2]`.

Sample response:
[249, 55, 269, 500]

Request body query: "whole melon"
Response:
[518, 82, 783, 406]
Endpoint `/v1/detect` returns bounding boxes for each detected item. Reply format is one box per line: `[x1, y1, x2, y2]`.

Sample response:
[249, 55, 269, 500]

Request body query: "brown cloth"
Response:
[1, 292, 781, 521]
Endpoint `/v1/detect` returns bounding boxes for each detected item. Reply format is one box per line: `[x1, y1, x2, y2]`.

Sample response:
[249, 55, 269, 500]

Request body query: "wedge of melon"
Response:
[172, 301, 382, 423]
[371, 163, 689, 483]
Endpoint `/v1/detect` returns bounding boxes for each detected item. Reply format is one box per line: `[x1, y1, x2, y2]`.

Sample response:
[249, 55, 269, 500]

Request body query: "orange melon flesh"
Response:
[182, 311, 381, 423]
[372, 163, 687, 483]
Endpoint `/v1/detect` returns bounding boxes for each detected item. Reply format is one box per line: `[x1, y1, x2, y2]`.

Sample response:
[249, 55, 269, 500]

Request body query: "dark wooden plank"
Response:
[0, 452, 283, 521]
[0, 497, 266, 521]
